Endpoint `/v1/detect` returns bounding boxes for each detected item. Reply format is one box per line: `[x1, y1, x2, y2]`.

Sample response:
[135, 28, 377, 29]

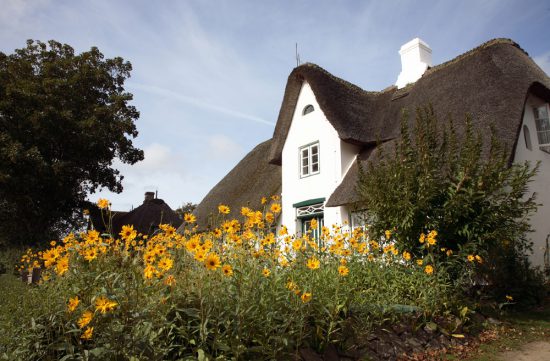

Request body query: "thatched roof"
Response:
[113, 198, 182, 236]
[189, 139, 281, 230]
[196, 38, 550, 213]
[269, 39, 550, 168]
[325, 39, 550, 207]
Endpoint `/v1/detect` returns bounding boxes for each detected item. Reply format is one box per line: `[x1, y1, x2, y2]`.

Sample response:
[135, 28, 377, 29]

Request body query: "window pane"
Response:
[312, 163, 319, 172]
[302, 148, 309, 158]
[312, 154, 318, 163]
[535, 106, 548, 119]
[302, 157, 309, 167]
[537, 131, 550, 145]
[311, 145, 318, 155]
[302, 166, 309, 175]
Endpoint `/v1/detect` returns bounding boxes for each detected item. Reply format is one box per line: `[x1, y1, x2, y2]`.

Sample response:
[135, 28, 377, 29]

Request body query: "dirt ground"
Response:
[498, 341, 550, 361]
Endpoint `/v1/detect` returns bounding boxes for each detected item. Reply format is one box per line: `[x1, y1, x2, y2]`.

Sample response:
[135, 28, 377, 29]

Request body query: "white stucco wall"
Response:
[281, 82, 358, 235]
[513, 94, 550, 268]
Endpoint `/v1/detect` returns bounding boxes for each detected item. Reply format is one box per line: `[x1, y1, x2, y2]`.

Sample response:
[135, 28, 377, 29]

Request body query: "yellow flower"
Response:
[55, 256, 69, 275]
[419, 233, 426, 244]
[195, 250, 207, 262]
[292, 239, 302, 251]
[424, 265, 434, 275]
[306, 257, 320, 270]
[270, 203, 282, 214]
[67, 296, 80, 313]
[222, 264, 233, 276]
[77, 310, 93, 328]
[119, 225, 137, 241]
[83, 248, 98, 262]
[261, 196, 267, 205]
[271, 195, 280, 201]
[184, 213, 196, 223]
[427, 236, 436, 246]
[310, 218, 318, 230]
[95, 296, 118, 314]
[158, 257, 174, 272]
[279, 226, 288, 236]
[446, 249, 453, 257]
[505, 295, 513, 301]
[218, 204, 230, 214]
[265, 212, 275, 223]
[262, 268, 271, 277]
[205, 253, 221, 270]
[97, 198, 109, 209]
[338, 265, 349, 276]
[301, 292, 312, 303]
[416, 259, 423, 266]
[402, 251, 411, 261]
[475, 255, 483, 264]
[467, 254, 475, 262]
[144, 264, 156, 279]
[81, 326, 93, 340]
[385, 230, 392, 239]
[164, 275, 176, 287]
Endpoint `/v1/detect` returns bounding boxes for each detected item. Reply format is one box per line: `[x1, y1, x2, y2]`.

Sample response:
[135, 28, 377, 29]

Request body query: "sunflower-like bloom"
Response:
[218, 204, 230, 214]
[270, 203, 282, 214]
[97, 198, 110, 209]
[158, 257, 174, 272]
[77, 310, 93, 329]
[262, 268, 270, 277]
[424, 265, 434, 275]
[55, 256, 69, 275]
[205, 253, 221, 270]
[95, 296, 118, 314]
[67, 296, 80, 313]
[222, 264, 233, 277]
[301, 292, 312, 303]
[184, 213, 196, 223]
[119, 225, 137, 241]
[338, 265, 349, 277]
[306, 257, 320, 270]
[81, 326, 93, 340]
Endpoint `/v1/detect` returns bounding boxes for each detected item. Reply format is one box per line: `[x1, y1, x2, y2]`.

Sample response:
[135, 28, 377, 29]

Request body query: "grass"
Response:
[466, 306, 549, 361]
[0, 273, 30, 348]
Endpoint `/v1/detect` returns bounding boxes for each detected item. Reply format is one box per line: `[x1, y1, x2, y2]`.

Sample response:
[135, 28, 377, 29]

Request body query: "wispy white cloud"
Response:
[130, 82, 274, 126]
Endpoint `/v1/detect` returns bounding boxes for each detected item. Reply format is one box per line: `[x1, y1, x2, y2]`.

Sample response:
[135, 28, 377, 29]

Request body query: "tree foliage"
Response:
[0, 40, 144, 245]
[357, 105, 540, 290]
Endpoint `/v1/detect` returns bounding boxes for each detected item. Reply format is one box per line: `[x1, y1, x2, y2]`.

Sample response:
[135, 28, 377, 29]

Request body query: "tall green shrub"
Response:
[357, 105, 540, 294]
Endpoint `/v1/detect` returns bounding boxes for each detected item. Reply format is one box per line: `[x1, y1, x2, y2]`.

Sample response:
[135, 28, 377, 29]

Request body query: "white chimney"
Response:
[395, 38, 432, 89]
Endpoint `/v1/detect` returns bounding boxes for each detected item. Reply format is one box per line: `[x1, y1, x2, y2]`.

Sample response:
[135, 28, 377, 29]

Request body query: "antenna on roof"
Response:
[295, 43, 301, 67]
[155, 190, 158, 199]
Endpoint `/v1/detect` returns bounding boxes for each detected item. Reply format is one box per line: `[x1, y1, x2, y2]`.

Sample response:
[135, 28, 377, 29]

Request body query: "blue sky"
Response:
[2, 0, 549, 211]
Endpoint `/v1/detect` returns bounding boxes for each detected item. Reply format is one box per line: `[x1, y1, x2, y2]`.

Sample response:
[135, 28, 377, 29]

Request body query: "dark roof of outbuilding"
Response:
[269, 39, 550, 170]
[187, 139, 282, 230]
[113, 198, 182, 236]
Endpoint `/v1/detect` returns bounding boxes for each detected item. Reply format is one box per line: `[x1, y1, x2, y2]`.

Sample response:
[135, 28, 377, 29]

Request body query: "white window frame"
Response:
[533, 104, 550, 153]
[299, 142, 320, 178]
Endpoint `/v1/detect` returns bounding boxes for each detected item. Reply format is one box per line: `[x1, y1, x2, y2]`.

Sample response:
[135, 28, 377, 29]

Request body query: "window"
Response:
[300, 142, 320, 177]
[533, 105, 550, 153]
[302, 104, 314, 115]
[523, 125, 532, 151]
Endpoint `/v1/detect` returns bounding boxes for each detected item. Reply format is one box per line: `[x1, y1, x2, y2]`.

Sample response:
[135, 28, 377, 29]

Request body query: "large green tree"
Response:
[0, 40, 144, 245]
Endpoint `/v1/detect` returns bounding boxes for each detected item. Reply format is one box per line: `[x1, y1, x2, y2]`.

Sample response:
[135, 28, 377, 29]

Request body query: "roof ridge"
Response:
[424, 38, 525, 77]
[296, 62, 379, 95]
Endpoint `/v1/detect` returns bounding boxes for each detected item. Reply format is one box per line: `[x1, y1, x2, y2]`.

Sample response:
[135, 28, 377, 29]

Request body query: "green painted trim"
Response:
[293, 197, 326, 208]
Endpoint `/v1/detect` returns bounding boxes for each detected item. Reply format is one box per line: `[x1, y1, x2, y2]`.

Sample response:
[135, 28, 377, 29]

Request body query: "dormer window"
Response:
[300, 142, 320, 177]
[302, 104, 314, 115]
[533, 104, 550, 153]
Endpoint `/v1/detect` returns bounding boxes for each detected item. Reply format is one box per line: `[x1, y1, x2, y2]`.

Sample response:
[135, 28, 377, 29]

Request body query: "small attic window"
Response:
[523, 125, 532, 151]
[302, 104, 314, 116]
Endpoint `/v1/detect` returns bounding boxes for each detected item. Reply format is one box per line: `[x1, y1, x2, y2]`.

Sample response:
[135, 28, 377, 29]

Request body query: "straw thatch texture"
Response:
[189, 139, 282, 230]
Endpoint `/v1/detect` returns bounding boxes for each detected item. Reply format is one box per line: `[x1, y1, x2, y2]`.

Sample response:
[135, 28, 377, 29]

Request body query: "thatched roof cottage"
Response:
[190, 38, 550, 267]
